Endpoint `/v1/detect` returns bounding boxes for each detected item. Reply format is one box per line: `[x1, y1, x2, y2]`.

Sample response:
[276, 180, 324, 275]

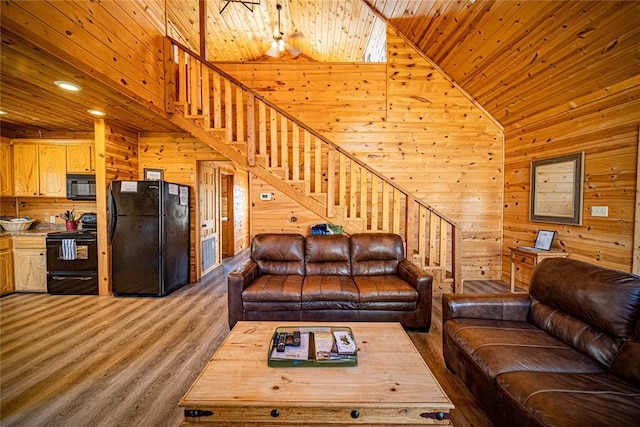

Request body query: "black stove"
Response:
[46, 212, 98, 295]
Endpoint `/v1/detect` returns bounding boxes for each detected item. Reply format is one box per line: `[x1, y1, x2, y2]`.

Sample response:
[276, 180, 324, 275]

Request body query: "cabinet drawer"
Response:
[512, 252, 536, 266]
[13, 236, 46, 249]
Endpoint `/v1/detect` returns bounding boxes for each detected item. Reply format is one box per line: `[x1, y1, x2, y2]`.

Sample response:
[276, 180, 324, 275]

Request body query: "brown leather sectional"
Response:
[443, 258, 640, 426]
[227, 233, 433, 331]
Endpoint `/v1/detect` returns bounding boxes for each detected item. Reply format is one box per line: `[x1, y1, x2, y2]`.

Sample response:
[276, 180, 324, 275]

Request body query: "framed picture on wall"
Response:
[144, 168, 164, 181]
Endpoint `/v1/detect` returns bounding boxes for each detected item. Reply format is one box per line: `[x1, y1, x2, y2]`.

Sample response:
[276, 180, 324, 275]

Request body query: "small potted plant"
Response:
[59, 210, 79, 230]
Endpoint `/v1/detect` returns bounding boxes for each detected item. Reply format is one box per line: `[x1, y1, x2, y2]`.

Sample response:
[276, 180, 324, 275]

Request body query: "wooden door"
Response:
[39, 145, 66, 197]
[198, 161, 219, 277]
[221, 173, 235, 258]
[14, 144, 39, 196]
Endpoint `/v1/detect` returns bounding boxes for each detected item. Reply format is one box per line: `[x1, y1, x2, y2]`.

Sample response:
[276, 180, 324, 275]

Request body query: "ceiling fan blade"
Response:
[286, 43, 301, 57]
[266, 45, 280, 57]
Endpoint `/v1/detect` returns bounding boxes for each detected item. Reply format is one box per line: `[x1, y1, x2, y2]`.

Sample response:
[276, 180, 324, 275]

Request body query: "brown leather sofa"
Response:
[443, 258, 640, 426]
[227, 233, 433, 331]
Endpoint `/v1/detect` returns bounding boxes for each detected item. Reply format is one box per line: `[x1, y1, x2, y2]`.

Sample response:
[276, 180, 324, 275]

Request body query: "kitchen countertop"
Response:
[0, 227, 65, 237]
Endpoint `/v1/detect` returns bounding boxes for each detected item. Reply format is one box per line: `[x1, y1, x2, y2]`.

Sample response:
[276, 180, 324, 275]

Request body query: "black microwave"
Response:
[66, 174, 97, 201]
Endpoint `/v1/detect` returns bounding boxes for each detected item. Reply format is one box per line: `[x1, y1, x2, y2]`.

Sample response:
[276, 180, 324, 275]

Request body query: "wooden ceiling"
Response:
[1, 0, 638, 135]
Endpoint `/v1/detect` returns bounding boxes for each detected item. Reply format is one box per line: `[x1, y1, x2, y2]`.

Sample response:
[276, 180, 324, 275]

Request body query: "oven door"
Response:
[46, 238, 98, 272]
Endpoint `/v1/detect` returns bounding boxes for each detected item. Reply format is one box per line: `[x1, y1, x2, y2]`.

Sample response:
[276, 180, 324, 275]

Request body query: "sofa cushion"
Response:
[251, 233, 305, 275]
[350, 233, 403, 276]
[305, 234, 351, 275]
[497, 371, 640, 427]
[353, 275, 418, 302]
[302, 275, 359, 303]
[530, 258, 640, 339]
[444, 318, 606, 379]
[610, 340, 640, 387]
[242, 275, 303, 302]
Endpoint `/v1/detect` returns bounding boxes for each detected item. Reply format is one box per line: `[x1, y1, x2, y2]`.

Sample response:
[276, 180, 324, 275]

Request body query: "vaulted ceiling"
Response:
[1, 0, 638, 135]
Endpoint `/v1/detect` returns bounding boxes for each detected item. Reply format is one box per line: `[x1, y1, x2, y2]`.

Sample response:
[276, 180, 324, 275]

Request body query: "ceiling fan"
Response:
[266, 4, 301, 58]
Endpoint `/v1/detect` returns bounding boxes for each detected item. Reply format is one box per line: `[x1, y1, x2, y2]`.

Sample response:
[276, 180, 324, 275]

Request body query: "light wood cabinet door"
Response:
[0, 142, 13, 196]
[66, 145, 94, 173]
[0, 237, 14, 295]
[14, 144, 39, 196]
[39, 145, 66, 197]
[13, 249, 47, 293]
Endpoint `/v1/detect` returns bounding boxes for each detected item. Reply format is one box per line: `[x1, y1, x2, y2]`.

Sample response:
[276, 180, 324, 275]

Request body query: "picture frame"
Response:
[530, 152, 584, 225]
[534, 230, 556, 251]
[144, 168, 164, 181]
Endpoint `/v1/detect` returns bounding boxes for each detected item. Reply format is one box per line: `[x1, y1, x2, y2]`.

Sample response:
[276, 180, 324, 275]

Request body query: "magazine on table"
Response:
[268, 326, 358, 367]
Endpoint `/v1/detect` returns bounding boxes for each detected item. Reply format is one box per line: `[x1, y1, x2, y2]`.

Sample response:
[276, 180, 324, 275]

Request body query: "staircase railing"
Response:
[164, 37, 462, 292]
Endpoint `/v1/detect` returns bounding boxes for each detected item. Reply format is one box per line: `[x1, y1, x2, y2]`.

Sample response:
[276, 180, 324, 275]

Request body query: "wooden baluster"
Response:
[349, 163, 358, 218]
[370, 175, 379, 231]
[258, 102, 267, 156]
[280, 116, 288, 178]
[382, 181, 390, 232]
[429, 213, 438, 267]
[327, 148, 335, 217]
[246, 94, 255, 167]
[392, 188, 401, 234]
[360, 170, 368, 227]
[270, 107, 278, 168]
[303, 131, 311, 194]
[236, 87, 244, 142]
[292, 123, 300, 181]
[314, 136, 321, 194]
[202, 66, 210, 129]
[189, 57, 199, 116]
[213, 72, 221, 129]
[440, 218, 448, 270]
[225, 79, 233, 141]
[418, 205, 428, 267]
[177, 50, 187, 106]
[339, 155, 347, 209]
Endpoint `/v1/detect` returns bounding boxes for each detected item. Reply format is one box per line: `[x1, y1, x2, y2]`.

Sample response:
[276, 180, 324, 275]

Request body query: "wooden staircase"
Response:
[164, 38, 463, 293]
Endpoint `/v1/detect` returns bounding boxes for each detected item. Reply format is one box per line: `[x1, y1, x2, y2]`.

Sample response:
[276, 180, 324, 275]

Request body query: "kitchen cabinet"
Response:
[13, 235, 47, 293]
[66, 145, 95, 173]
[14, 144, 66, 197]
[0, 142, 13, 196]
[0, 236, 14, 295]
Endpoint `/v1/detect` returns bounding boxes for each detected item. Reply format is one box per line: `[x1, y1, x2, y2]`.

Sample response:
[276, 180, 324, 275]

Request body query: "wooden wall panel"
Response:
[220, 28, 504, 280]
[503, 86, 640, 275]
[250, 175, 326, 236]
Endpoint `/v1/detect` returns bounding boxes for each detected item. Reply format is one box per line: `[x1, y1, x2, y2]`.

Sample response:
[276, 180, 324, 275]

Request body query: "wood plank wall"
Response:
[503, 86, 640, 275]
[220, 27, 504, 280]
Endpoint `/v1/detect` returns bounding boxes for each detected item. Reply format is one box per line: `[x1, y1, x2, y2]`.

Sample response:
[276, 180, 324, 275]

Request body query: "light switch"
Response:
[592, 206, 608, 217]
[259, 193, 272, 201]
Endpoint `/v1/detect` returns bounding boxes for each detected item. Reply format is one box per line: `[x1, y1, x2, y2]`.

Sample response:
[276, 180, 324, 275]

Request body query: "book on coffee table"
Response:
[268, 326, 358, 367]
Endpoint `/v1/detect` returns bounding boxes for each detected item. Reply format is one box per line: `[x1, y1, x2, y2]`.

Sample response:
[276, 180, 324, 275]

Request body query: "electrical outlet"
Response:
[591, 206, 608, 217]
[259, 193, 272, 201]
[50, 215, 56, 223]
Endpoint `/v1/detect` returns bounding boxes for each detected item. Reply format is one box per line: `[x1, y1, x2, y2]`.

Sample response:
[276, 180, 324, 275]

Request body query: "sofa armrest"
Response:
[442, 293, 531, 323]
[398, 259, 431, 289]
[227, 260, 259, 329]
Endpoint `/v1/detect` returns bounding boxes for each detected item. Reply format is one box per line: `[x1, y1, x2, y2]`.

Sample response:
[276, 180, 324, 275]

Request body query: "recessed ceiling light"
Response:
[87, 109, 106, 117]
[54, 80, 82, 91]
[0, 110, 7, 115]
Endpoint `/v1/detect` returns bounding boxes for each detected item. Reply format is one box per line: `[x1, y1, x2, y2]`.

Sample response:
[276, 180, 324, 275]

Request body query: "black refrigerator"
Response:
[109, 180, 190, 296]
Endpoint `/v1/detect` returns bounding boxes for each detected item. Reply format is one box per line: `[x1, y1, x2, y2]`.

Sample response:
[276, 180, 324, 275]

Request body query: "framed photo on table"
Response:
[534, 230, 556, 251]
[144, 168, 164, 181]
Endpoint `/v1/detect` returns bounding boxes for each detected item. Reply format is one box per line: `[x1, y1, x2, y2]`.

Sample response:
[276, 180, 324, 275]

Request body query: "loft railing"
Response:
[164, 37, 462, 292]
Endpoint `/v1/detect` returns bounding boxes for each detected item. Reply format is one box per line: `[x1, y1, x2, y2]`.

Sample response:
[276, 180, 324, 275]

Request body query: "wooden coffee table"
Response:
[180, 321, 454, 425]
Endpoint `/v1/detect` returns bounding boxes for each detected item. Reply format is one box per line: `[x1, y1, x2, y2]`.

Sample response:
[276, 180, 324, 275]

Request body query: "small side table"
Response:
[510, 247, 568, 292]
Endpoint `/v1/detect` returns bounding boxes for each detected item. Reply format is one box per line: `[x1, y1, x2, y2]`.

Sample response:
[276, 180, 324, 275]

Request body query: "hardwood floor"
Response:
[1, 259, 510, 427]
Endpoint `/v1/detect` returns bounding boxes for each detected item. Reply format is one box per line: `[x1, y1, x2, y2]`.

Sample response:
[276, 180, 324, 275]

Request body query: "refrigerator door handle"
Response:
[108, 189, 116, 244]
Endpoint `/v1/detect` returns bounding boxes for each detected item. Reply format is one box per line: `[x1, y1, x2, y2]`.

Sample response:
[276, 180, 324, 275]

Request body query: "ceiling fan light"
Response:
[278, 39, 285, 51]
